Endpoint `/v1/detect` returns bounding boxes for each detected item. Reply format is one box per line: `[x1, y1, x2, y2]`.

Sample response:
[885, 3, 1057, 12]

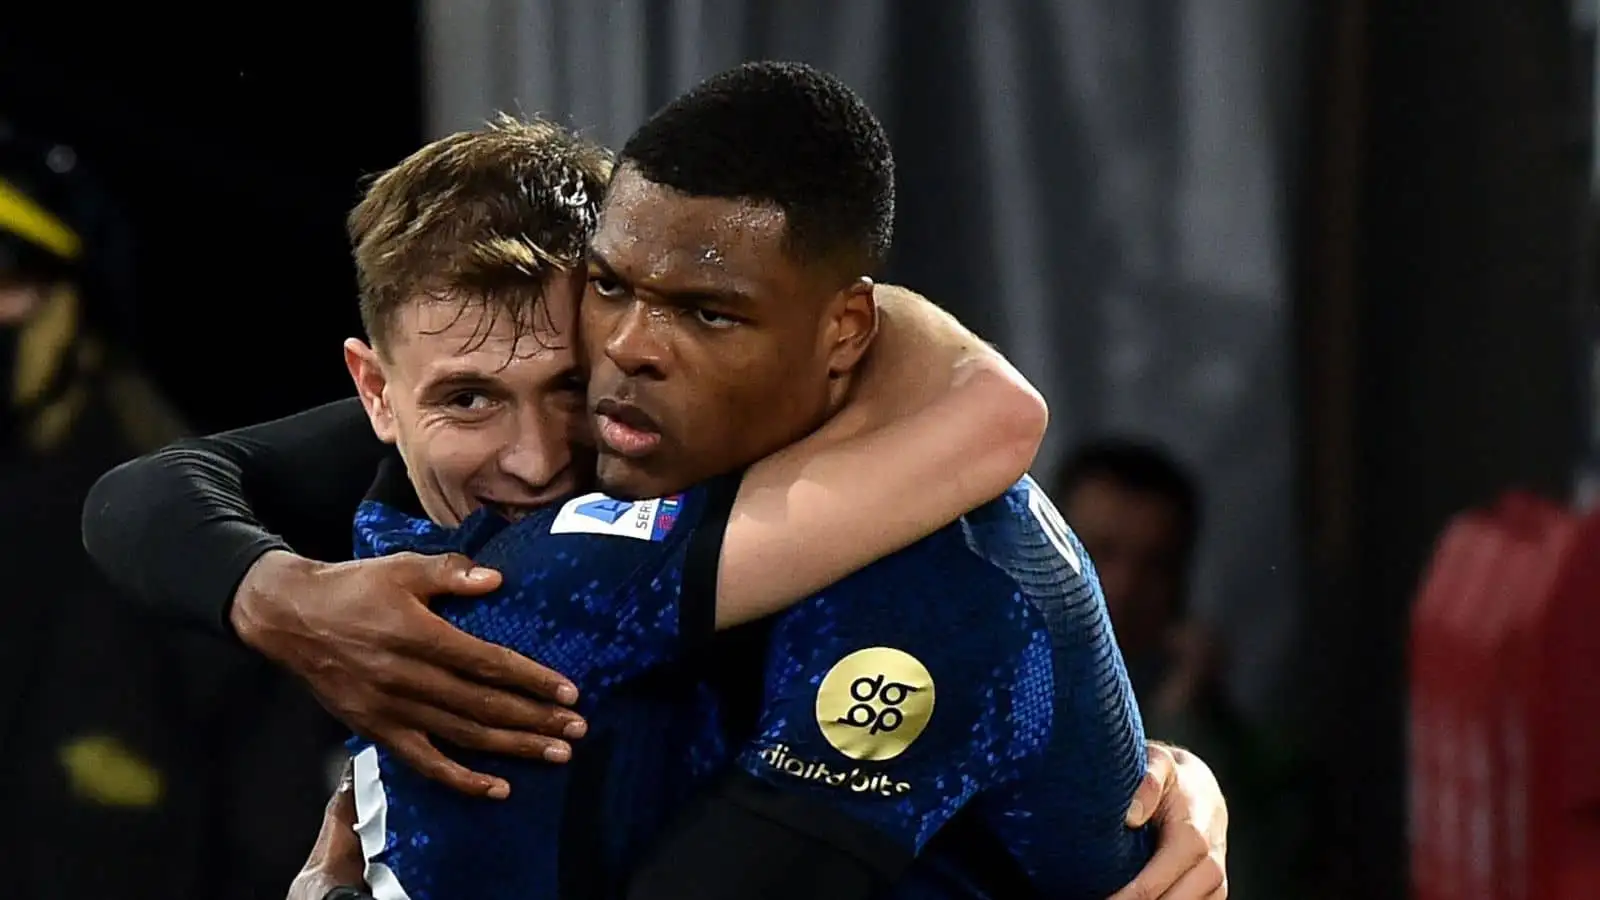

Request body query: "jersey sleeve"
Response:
[971, 478, 1155, 893]
[737, 531, 1048, 860]
[625, 530, 1051, 900]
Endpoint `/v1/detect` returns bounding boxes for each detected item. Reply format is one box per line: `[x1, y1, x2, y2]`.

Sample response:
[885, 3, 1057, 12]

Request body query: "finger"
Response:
[386, 656, 585, 734]
[423, 620, 579, 705]
[1155, 853, 1226, 900]
[1127, 742, 1178, 827]
[1107, 824, 1208, 900]
[397, 552, 503, 597]
[384, 729, 511, 800]
[394, 696, 574, 763]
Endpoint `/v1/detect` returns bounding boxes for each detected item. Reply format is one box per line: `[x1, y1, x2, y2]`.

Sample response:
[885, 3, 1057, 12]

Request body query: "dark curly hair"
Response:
[619, 61, 895, 276]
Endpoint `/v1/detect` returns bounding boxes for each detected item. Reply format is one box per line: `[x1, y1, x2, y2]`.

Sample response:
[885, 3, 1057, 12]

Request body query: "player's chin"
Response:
[594, 451, 671, 501]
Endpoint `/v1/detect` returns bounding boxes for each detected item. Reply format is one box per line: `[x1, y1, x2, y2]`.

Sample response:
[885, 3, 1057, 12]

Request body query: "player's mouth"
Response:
[592, 398, 662, 459]
[479, 499, 540, 522]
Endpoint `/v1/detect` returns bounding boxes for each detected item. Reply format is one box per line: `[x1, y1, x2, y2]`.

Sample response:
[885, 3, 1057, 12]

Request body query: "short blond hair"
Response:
[348, 114, 613, 350]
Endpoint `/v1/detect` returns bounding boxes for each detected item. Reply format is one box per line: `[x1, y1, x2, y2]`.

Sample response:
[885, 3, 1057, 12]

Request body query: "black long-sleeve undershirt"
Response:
[81, 398, 389, 634]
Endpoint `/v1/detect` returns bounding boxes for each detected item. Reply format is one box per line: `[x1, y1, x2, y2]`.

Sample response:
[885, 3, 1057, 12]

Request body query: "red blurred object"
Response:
[1409, 492, 1600, 900]
[1409, 511, 1499, 900]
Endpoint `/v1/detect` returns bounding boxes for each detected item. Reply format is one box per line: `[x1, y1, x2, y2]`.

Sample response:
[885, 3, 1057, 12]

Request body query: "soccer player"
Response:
[336, 63, 1157, 899]
[83, 95, 1227, 900]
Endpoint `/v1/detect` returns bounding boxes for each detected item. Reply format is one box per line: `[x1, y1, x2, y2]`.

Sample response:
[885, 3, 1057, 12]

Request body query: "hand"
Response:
[1111, 742, 1229, 900]
[232, 550, 588, 798]
[287, 763, 370, 900]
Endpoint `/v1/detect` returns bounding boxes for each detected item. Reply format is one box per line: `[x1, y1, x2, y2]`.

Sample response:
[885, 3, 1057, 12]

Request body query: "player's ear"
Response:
[823, 277, 878, 377]
[343, 337, 399, 444]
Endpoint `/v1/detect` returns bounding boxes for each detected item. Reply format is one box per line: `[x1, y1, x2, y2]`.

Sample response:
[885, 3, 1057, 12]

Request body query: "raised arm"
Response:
[714, 284, 1047, 626]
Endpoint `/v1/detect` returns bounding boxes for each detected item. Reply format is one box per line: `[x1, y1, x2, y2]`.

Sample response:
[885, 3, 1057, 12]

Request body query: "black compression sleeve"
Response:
[81, 398, 390, 634]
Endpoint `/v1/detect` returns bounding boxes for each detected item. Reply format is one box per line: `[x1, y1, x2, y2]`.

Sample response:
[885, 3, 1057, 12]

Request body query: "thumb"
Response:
[1125, 741, 1177, 828]
[411, 552, 502, 599]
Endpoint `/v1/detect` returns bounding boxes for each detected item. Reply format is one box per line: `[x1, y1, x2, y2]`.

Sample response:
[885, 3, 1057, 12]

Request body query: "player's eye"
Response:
[444, 391, 495, 412]
[588, 273, 626, 298]
[693, 307, 741, 329]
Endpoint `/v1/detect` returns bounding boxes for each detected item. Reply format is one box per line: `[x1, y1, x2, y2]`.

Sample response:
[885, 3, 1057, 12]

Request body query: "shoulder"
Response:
[816, 475, 1094, 618]
[959, 477, 1108, 631]
[353, 499, 457, 558]
[541, 491, 689, 544]
[788, 522, 1037, 640]
[961, 476, 1089, 578]
[472, 482, 713, 564]
[464, 480, 736, 618]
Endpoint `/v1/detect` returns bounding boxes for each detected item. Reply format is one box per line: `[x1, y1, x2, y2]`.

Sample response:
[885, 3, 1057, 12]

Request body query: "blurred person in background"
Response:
[1056, 436, 1307, 896]
[1056, 439, 1215, 723]
[0, 119, 344, 900]
[0, 116, 203, 900]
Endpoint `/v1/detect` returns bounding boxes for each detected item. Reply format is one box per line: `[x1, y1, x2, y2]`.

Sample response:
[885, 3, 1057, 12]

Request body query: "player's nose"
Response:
[603, 300, 669, 379]
[497, 427, 575, 502]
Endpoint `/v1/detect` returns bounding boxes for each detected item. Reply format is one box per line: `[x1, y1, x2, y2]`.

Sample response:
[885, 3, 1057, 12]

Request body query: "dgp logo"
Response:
[815, 647, 935, 761]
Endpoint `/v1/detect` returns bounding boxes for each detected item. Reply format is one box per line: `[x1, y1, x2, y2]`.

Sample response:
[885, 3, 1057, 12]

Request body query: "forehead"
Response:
[591, 168, 793, 293]
[386, 285, 578, 384]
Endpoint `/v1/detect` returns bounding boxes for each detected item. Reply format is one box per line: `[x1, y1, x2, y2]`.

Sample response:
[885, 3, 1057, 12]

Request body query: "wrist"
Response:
[288, 870, 365, 900]
[229, 549, 319, 654]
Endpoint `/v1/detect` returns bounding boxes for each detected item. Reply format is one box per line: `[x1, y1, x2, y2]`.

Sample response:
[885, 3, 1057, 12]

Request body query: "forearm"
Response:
[714, 285, 1046, 626]
[82, 445, 291, 631]
[81, 398, 388, 633]
[849, 283, 1008, 419]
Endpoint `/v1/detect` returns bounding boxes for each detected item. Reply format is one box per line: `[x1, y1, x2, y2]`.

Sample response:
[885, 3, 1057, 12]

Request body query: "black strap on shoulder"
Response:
[627, 771, 912, 900]
[677, 469, 767, 738]
[677, 468, 744, 650]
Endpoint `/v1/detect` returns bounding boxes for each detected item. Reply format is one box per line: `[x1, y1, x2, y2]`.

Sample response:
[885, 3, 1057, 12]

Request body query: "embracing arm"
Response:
[714, 284, 1046, 627]
[83, 398, 580, 797]
[81, 398, 389, 632]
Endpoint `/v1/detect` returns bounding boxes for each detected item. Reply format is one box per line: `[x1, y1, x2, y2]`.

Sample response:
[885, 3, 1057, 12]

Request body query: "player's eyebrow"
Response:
[587, 248, 754, 310]
[415, 366, 499, 396]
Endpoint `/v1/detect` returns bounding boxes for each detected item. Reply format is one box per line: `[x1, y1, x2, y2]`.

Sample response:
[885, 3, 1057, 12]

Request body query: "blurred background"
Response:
[0, 1, 1595, 898]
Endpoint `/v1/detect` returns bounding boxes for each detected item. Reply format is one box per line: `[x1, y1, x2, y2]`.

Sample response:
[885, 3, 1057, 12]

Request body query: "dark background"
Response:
[0, 3, 424, 430]
[0, 1, 1595, 896]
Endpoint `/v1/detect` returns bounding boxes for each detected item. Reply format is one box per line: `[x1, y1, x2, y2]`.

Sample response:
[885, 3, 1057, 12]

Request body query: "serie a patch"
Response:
[549, 492, 684, 542]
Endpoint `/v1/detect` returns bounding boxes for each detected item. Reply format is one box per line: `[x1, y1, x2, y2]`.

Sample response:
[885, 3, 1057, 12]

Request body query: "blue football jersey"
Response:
[349, 460, 1150, 900]
[346, 462, 741, 900]
[732, 475, 1154, 898]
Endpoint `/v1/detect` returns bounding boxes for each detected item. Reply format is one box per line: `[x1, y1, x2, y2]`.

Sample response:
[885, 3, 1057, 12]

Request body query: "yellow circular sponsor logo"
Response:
[815, 647, 935, 761]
